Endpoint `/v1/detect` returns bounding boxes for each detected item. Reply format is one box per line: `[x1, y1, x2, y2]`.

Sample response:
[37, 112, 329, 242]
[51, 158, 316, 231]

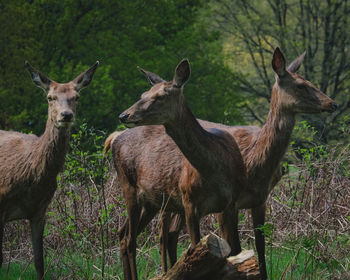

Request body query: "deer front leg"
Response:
[30, 216, 46, 280]
[183, 201, 200, 249]
[252, 204, 267, 280]
[217, 203, 241, 256]
[159, 211, 170, 272]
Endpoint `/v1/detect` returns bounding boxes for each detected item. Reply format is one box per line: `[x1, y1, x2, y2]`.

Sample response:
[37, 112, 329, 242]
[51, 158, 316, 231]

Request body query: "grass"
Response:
[3, 242, 348, 280]
[267, 245, 330, 279]
[2, 242, 186, 279]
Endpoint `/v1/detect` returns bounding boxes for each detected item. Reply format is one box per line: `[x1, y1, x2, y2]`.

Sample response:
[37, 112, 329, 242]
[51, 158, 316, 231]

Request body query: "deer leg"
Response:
[231, 207, 241, 255]
[167, 213, 184, 267]
[119, 205, 158, 279]
[252, 204, 267, 280]
[137, 206, 158, 234]
[124, 187, 142, 280]
[217, 204, 241, 256]
[118, 219, 132, 280]
[159, 211, 170, 272]
[30, 216, 46, 280]
[183, 202, 200, 249]
[126, 206, 141, 280]
[120, 206, 158, 238]
[0, 222, 3, 268]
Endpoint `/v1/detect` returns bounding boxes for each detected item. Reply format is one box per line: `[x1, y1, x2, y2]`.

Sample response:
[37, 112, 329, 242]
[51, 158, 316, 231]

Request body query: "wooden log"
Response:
[151, 234, 260, 280]
[219, 250, 261, 280]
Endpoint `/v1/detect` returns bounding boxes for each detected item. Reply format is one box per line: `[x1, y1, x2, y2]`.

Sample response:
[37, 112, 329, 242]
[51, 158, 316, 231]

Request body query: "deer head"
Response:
[25, 61, 99, 128]
[271, 48, 337, 114]
[119, 59, 191, 127]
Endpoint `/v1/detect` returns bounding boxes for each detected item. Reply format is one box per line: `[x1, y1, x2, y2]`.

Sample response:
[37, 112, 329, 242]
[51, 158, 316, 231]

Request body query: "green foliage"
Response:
[0, 0, 244, 135]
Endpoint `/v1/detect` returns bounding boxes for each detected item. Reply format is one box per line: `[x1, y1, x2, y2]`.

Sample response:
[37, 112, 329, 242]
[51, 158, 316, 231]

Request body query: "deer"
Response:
[110, 59, 247, 280]
[0, 61, 98, 279]
[150, 47, 338, 279]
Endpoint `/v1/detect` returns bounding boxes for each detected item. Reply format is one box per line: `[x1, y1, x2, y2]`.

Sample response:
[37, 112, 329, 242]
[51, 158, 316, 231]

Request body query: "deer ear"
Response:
[137, 67, 165, 85]
[73, 61, 99, 91]
[173, 59, 190, 88]
[25, 61, 52, 92]
[272, 48, 286, 77]
[287, 51, 306, 73]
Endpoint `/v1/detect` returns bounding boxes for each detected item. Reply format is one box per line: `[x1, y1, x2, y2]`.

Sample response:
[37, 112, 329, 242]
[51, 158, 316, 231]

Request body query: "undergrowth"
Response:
[2, 123, 349, 279]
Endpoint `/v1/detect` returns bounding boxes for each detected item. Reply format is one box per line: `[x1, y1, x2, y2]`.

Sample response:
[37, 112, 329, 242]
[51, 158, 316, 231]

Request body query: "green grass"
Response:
[2, 243, 186, 280]
[267, 246, 327, 279]
[2, 243, 347, 279]
[1, 262, 39, 280]
[266, 242, 349, 280]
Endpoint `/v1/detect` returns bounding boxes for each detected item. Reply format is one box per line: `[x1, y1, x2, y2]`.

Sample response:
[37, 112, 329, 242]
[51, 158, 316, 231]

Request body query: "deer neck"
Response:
[164, 99, 212, 172]
[247, 88, 295, 181]
[33, 119, 71, 180]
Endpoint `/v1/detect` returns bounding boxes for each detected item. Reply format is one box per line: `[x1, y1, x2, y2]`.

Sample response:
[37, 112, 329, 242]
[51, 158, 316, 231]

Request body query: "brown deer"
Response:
[111, 59, 247, 280]
[0, 61, 98, 279]
[154, 47, 338, 279]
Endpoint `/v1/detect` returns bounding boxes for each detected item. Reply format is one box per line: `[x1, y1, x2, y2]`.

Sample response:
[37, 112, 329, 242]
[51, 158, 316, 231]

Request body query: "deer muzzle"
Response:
[322, 101, 338, 113]
[119, 113, 130, 123]
[57, 111, 74, 127]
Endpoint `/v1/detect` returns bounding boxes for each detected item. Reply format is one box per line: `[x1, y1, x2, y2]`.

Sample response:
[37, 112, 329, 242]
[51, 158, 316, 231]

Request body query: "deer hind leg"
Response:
[120, 206, 159, 238]
[124, 186, 143, 280]
[252, 204, 267, 280]
[159, 211, 170, 272]
[217, 203, 241, 256]
[167, 213, 184, 267]
[30, 215, 46, 280]
[119, 205, 158, 280]
[118, 219, 132, 280]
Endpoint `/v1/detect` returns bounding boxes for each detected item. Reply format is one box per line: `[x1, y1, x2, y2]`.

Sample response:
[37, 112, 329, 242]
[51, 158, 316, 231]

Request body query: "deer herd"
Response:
[0, 48, 337, 279]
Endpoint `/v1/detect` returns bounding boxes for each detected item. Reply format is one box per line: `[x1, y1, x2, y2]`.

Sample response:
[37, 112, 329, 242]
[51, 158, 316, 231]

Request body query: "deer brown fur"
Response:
[155, 48, 338, 279]
[111, 59, 247, 280]
[0, 61, 98, 279]
[107, 48, 337, 279]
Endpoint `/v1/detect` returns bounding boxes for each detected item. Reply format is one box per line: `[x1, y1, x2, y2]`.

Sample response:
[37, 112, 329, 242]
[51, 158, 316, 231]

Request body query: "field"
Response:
[2, 126, 350, 279]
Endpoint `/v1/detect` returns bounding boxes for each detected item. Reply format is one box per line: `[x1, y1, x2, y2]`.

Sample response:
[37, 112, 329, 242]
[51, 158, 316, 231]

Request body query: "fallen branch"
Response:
[152, 234, 260, 280]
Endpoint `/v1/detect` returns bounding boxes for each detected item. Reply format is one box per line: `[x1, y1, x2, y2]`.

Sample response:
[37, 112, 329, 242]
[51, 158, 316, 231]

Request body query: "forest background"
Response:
[0, 0, 349, 279]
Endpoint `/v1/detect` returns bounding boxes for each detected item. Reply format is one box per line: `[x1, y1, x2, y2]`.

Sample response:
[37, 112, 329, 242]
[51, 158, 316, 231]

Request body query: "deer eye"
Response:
[47, 96, 56, 101]
[296, 84, 305, 90]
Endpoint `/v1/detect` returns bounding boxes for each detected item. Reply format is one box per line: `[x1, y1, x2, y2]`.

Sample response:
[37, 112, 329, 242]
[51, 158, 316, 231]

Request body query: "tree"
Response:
[210, 0, 350, 143]
[0, 0, 244, 135]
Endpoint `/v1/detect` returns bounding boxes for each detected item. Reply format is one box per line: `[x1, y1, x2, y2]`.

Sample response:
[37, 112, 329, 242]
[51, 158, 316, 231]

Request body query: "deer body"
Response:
[113, 60, 246, 280]
[0, 127, 69, 221]
[110, 48, 337, 279]
[0, 61, 98, 279]
[199, 111, 293, 210]
[114, 118, 242, 215]
[156, 48, 338, 279]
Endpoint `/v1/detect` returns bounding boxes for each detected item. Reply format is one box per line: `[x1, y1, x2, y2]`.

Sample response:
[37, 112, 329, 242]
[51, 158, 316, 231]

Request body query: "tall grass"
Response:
[2, 124, 349, 279]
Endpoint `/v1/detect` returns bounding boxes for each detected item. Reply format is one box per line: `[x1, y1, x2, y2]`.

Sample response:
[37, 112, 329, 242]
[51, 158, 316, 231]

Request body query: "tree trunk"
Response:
[152, 234, 260, 280]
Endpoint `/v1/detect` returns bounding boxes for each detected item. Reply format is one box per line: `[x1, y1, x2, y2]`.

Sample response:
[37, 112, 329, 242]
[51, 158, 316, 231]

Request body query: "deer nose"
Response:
[61, 111, 73, 122]
[119, 113, 130, 123]
[330, 102, 338, 112]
